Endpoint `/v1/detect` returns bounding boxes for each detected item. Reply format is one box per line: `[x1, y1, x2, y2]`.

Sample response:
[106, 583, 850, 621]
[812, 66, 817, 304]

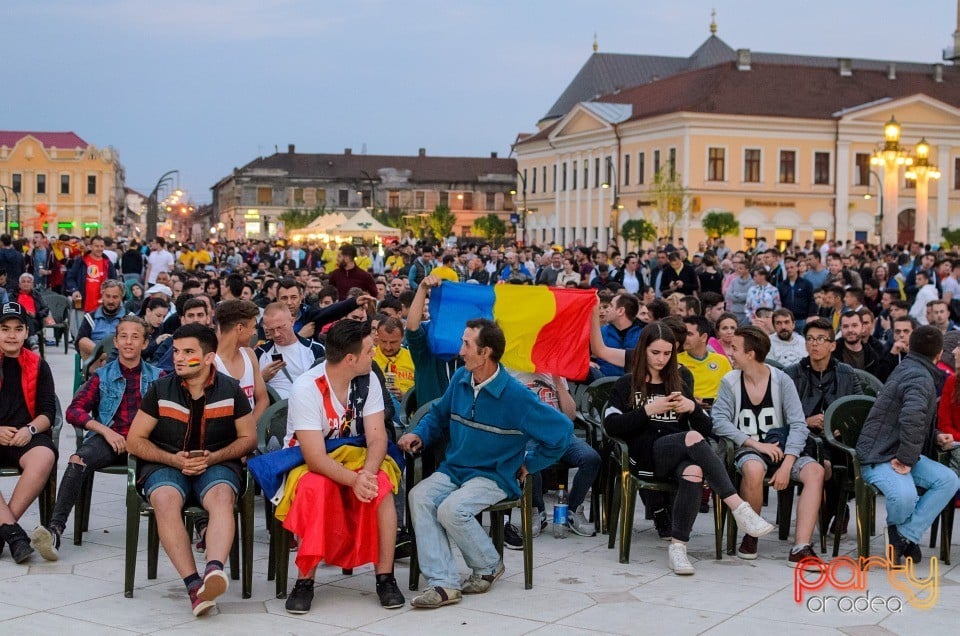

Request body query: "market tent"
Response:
[328, 208, 400, 239]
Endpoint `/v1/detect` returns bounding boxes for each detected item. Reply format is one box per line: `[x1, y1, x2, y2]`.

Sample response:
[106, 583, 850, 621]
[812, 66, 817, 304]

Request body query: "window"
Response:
[653, 150, 661, 176]
[743, 227, 758, 248]
[669, 148, 676, 179]
[59, 174, 70, 195]
[594, 158, 600, 188]
[775, 228, 794, 251]
[531, 167, 537, 193]
[708, 148, 725, 181]
[814, 152, 830, 185]
[439, 191, 449, 206]
[257, 187, 272, 205]
[605, 157, 612, 184]
[813, 229, 828, 244]
[12, 174, 22, 194]
[87, 175, 96, 195]
[36, 174, 46, 195]
[744, 149, 761, 182]
[316, 188, 326, 205]
[904, 175, 916, 189]
[522, 169, 528, 194]
[855, 153, 871, 186]
[414, 191, 425, 209]
[542, 166, 547, 193]
[583, 160, 589, 190]
[624, 154, 630, 186]
[572, 163, 577, 190]
[854, 231, 868, 242]
[462, 192, 473, 210]
[638, 152, 645, 185]
[955, 158, 960, 190]
[779, 150, 796, 184]
[562, 162, 567, 190]
[389, 191, 400, 209]
[552, 164, 557, 191]
[338, 189, 349, 207]
[486, 192, 496, 210]
[292, 188, 304, 205]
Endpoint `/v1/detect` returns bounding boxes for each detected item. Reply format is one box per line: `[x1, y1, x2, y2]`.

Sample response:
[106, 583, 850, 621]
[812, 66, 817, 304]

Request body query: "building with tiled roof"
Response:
[211, 145, 517, 241]
[515, 16, 960, 250]
[0, 131, 125, 237]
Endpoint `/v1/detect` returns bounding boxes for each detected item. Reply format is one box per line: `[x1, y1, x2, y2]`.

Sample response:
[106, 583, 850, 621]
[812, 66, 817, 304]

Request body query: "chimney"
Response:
[490, 151, 498, 158]
[344, 148, 352, 155]
[936, 63, 945, 82]
[418, 148, 426, 157]
[839, 58, 852, 77]
[887, 63, 896, 80]
[736, 48, 751, 71]
[288, 144, 295, 154]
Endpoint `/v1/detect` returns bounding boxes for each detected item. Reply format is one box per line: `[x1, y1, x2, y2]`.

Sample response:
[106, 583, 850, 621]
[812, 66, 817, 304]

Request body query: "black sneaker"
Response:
[376, 576, 406, 609]
[903, 540, 922, 564]
[652, 507, 672, 541]
[504, 523, 524, 550]
[394, 529, 413, 560]
[885, 525, 906, 565]
[0, 524, 33, 564]
[285, 578, 315, 614]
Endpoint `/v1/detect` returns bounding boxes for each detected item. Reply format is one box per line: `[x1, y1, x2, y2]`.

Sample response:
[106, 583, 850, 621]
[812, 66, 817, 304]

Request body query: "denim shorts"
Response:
[734, 451, 815, 481]
[143, 464, 240, 504]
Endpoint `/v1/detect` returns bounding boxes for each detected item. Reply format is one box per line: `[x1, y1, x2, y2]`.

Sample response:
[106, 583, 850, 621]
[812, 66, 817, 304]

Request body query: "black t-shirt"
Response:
[187, 396, 205, 451]
[634, 381, 679, 427]
[736, 372, 775, 441]
[0, 356, 29, 428]
[840, 344, 865, 371]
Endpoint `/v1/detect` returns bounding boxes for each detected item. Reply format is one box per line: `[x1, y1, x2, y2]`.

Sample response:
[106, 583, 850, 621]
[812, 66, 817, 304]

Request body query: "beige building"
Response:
[0, 131, 125, 237]
[515, 26, 960, 251]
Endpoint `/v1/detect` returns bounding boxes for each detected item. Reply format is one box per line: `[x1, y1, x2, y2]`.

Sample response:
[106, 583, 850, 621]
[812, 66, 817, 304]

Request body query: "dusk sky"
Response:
[5, 1, 958, 204]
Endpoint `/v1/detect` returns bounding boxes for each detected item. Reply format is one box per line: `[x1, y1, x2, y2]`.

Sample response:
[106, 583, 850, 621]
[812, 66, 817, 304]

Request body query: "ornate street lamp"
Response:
[904, 137, 941, 245]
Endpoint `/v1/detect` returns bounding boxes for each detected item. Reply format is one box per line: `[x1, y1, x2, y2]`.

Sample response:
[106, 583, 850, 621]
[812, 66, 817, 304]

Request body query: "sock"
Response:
[184, 573, 202, 591]
[206, 560, 224, 572]
[375, 572, 395, 583]
[790, 544, 809, 554]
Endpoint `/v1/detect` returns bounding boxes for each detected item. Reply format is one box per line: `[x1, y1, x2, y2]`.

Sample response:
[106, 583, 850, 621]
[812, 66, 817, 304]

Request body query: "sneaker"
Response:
[567, 506, 596, 537]
[285, 578, 315, 614]
[394, 529, 413, 560]
[903, 540, 922, 564]
[0, 524, 33, 564]
[788, 544, 826, 572]
[197, 564, 229, 602]
[504, 523, 523, 550]
[731, 502, 775, 538]
[653, 507, 672, 541]
[461, 561, 505, 594]
[530, 510, 547, 538]
[44, 339, 56, 347]
[29, 525, 61, 562]
[668, 543, 695, 575]
[376, 576, 406, 609]
[737, 535, 758, 560]
[189, 586, 215, 617]
[411, 586, 461, 609]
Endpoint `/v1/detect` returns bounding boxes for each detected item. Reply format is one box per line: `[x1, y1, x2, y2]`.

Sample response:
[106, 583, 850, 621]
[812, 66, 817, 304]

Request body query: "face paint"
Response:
[187, 357, 202, 367]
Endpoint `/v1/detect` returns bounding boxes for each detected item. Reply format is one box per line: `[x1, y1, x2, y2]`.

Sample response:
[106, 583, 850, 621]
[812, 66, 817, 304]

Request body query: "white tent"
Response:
[328, 208, 400, 239]
[302, 212, 346, 231]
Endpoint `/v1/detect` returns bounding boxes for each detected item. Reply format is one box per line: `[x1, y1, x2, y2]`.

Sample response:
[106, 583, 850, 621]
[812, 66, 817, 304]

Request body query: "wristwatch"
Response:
[27, 425, 38, 435]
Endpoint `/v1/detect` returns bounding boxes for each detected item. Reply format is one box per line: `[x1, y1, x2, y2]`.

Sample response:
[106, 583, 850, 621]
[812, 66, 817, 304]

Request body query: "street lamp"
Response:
[509, 170, 528, 246]
[600, 157, 625, 248]
[863, 170, 884, 238]
[904, 137, 941, 245]
[146, 170, 179, 241]
[0, 185, 21, 236]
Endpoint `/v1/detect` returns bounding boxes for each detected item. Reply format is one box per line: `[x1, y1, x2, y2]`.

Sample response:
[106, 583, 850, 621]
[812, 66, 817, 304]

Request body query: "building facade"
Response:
[515, 30, 960, 251]
[211, 145, 518, 241]
[0, 131, 125, 237]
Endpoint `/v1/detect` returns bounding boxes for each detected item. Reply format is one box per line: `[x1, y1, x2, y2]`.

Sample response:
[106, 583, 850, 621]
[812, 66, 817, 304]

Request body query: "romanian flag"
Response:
[426, 282, 598, 380]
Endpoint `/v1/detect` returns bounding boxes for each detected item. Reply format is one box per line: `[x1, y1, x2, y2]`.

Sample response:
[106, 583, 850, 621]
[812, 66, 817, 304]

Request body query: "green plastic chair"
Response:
[0, 397, 62, 527]
[72, 426, 127, 546]
[851, 368, 884, 397]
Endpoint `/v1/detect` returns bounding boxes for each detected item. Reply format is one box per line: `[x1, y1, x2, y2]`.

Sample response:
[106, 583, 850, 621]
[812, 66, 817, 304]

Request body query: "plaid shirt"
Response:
[67, 363, 144, 437]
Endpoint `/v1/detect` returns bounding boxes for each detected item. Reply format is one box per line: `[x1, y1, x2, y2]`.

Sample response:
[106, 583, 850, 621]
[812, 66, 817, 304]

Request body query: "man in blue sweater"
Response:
[399, 318, 571, 609]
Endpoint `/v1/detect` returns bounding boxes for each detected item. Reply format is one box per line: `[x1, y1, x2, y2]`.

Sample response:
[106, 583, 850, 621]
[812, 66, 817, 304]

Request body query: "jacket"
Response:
[90, 358, 161, 440]
[783, 357, 863, 418]
[411, 365, 571, 499]
[0, 347, 44, 420]
[725, 275, 754, 322]
[856, 353, 944, 467]
[777, 277, 817, 321]
[830, 340, 881, 379]
[711, 365, 809, 457]
[65, 254, 118, 294]
[597, 319, 643, 377]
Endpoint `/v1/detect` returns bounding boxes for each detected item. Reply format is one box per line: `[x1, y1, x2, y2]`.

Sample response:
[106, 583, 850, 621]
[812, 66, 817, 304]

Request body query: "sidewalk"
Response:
[0, 347, 954, 635]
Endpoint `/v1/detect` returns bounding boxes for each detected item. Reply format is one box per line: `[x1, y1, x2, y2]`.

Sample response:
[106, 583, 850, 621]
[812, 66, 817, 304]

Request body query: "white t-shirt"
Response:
[258, 340, 318, 400]
[284, 362, 384, 446]
[147, 250, 175, 283]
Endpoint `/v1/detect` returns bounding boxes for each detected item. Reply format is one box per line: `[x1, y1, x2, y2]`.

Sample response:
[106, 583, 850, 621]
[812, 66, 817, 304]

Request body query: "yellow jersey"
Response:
[677, 351, 732, 401]
[373, 346, 416, 399]
[322, 248, 339, 273]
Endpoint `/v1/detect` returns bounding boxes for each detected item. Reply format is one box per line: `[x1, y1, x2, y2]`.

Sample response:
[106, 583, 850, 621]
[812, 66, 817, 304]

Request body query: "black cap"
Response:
[0, 302, 27, 325]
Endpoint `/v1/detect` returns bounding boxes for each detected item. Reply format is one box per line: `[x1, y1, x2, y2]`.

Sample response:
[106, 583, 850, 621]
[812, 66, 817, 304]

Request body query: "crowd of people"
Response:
[0, 228, 958, 618]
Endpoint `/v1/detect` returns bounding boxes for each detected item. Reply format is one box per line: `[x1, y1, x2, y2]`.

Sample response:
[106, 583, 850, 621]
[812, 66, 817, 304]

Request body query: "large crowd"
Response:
[0, 228, 957, 617]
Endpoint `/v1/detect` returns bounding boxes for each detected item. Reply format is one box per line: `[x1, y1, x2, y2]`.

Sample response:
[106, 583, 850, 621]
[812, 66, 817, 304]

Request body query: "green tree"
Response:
[620, 218, 657, 250]
[650, 169, 690, 241]
[943, 227, 960, 248]
[472, 213, 507, 240]
[373, 206, 405, 229]
[279, 203, 327, 231]
[427, 204, 456, 239]
[701, 211, 739, 239]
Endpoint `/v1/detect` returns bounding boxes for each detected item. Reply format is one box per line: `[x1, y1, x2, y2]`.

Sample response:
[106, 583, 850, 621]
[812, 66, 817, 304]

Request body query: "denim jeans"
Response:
[532, 436, 600, 513]
[861, 456, 960, 545]
[409, 471, 505, 589]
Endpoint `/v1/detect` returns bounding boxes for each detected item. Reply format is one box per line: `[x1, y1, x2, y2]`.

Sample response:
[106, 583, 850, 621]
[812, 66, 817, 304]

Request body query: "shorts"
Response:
[0, 432, 58, 467]
[734, 450, 816, 482]
[143, 464, 240, 504]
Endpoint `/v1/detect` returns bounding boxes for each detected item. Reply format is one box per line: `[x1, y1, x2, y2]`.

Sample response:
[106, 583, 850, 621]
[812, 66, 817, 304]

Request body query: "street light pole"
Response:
[510, 171, 528, 246]
[904, 138, 941, 246]
[601, 157, 623, 251]
[866, 170, 884, 239]
[146, 170, 179, 241]
[0, 186, 8, 235]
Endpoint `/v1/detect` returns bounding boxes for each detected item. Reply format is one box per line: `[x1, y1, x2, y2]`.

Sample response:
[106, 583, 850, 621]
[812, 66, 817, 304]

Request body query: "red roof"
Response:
[0, 131, 89, 149]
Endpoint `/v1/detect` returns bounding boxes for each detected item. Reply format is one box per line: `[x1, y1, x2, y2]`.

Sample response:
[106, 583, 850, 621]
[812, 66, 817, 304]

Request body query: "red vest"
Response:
[0, 348, 41, 420]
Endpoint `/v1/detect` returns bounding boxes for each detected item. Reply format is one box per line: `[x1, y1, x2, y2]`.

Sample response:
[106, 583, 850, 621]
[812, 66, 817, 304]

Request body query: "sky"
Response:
[4, 0, 959, 204]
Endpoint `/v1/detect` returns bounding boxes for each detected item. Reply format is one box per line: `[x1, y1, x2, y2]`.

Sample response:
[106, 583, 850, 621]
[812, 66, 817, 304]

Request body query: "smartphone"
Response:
[187, 450, 205, 458]
[669, 391, 682, 398]
[271, 353, 283, 362]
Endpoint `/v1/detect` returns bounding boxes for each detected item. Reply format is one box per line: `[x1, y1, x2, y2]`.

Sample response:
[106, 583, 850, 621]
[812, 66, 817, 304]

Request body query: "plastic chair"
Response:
[851, 368, 884, 397]
[0, 397, 62, 527]
[41, 291, 70, 355]
[71, 426, 127, 546]
[578, 377, 617, 532]
[254, 399, 292, 598]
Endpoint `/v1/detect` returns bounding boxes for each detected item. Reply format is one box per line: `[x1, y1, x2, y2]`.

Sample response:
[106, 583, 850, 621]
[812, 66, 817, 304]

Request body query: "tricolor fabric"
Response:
[426, 282, 597, 380]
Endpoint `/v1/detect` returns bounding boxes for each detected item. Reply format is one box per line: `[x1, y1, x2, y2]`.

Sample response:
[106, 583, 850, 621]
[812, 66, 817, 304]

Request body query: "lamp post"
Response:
[509, 170, 527, 246]
[600, 157, 625, 250]
[904, 137, 941, 246]
[864, 169, 884, 239]
[146, 170, 179, 241]
[0, 185, 21, 236]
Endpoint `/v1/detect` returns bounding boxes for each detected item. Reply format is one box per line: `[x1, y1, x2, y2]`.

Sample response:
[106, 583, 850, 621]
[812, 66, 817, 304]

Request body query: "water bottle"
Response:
[553, 484, 568, 538]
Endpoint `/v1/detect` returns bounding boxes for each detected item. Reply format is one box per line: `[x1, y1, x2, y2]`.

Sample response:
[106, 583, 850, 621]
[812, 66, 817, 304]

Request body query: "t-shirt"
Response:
[83, 254, 109, 312]
[736, 373, 775, 441]
[840, 344, 865, 371]
[284, 362, 385, 446]
[147, 249, 174, 284]
[676, 351, 732, 401]
[509, 370, 567, 412]
[372, 346, 416, 399]
[635, 381, 680, 426]
[258, 340, 318, 400]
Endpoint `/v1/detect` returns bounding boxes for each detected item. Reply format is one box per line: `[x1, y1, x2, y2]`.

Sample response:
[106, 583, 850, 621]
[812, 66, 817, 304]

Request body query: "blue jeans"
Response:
[861, 456, 960, 545]
[532, 436, 600, 513]
[409, 471, 505, 589]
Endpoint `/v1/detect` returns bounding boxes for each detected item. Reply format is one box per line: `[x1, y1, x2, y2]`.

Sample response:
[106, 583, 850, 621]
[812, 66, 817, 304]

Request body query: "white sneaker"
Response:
[567, 506, 596, 537]
[731, 502, 774, 538]
[530, 511, 547, 538]
[668, 543, 695, 575]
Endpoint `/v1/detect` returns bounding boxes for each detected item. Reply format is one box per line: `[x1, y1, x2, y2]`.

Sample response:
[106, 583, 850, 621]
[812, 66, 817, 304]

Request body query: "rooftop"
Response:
[0, 131, 89, 150]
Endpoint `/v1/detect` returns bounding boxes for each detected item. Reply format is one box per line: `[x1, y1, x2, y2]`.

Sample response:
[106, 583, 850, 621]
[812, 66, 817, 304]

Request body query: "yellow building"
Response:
[515, 27, 960, 251]
[0, 131, 125, 237]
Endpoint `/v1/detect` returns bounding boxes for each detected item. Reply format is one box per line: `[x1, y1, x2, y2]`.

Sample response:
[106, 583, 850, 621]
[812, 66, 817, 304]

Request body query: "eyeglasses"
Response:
[805, 336, 831, 344]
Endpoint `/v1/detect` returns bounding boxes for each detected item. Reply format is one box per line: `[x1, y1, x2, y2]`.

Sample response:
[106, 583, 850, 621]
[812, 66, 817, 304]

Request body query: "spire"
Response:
[593, 32, 598, 52]
[710, 8, 717, 35]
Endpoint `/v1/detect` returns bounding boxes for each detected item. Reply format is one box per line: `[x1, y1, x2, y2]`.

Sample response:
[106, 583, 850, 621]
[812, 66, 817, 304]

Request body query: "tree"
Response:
[472, 213, 507, 241]
[701, 211, 739, 239]
[279, 204, 327, 231]
[943, 227, 960, 249]
[620, 218, 657, 251]
[650, 169, 690, 241]
[427, 204, 456, 239]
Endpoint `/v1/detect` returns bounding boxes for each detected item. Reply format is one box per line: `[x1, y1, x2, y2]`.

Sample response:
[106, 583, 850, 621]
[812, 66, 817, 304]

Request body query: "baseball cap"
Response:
[0, 302, 27, 325]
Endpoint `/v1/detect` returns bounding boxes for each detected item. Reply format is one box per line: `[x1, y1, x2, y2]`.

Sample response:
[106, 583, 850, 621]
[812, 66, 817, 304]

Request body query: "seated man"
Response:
[711, 326, 826, 569]
[0, 302, 58, 563]
[281, 319, 405, 613]
[126, 324, 256, 617]
[255, 302, 325, 400]
[398, 319, 571, 609]
[31, 316, 161, 560]
[75, 279, 127, 358]
[373, 316, 415, 403]
[153, 297, 212, 373]
[12, 273, 54, 351]
[767, 309, 807, 367]
[857, 325, 960, 563]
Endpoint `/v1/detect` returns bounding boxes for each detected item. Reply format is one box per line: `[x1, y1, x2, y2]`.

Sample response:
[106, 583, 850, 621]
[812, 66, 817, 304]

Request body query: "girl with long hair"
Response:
[714, 312, 740, 358]
[603, 322, 773, 575]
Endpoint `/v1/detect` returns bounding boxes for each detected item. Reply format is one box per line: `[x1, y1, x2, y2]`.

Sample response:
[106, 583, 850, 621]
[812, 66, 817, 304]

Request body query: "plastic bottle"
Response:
[553, 484, 568, 538]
